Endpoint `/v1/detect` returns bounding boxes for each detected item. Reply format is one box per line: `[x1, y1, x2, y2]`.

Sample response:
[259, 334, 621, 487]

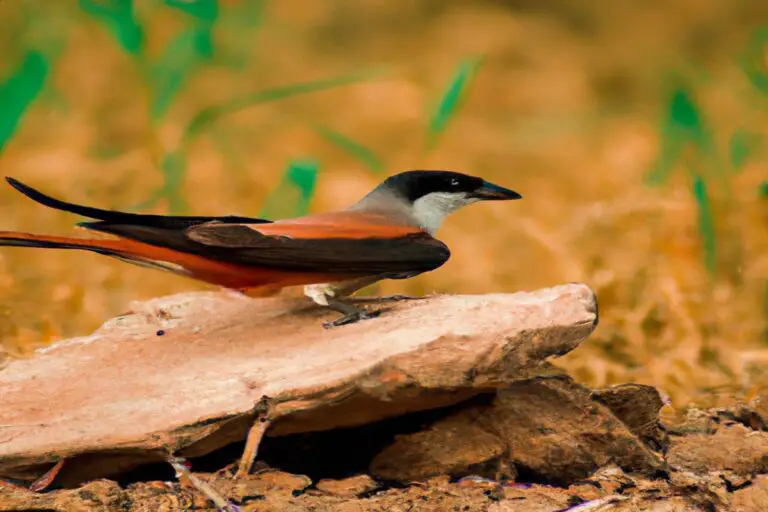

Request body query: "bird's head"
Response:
[383, 170, 521, 202]
[365, 170, 521, 233]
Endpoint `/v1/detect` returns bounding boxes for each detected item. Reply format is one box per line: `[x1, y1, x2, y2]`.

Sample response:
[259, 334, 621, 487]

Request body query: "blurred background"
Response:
[0, 0, 766, 407]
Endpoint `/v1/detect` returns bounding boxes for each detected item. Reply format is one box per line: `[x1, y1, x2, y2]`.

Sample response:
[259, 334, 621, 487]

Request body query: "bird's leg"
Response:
[352, 294, 425, 304]
[323, 296, 381, 328]
[305, 279, 384, 329]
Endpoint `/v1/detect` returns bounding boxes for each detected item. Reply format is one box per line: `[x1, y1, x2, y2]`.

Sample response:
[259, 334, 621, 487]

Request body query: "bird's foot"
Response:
[323, 309, 382, 329]
[353, 294, 424, 304]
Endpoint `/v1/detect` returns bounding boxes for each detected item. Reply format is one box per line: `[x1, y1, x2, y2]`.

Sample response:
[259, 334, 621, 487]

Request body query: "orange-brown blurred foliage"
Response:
[0, 0, 767, 407]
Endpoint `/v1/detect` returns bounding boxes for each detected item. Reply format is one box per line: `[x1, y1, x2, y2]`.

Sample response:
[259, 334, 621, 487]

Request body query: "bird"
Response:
[0, 170, 521, 327]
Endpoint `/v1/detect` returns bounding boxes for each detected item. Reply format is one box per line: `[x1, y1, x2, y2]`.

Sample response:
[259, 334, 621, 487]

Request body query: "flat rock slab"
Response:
[0, 283, 597, 483]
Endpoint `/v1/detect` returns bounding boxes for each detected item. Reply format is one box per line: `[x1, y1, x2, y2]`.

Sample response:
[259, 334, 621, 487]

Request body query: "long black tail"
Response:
[5, 177, 272, 230]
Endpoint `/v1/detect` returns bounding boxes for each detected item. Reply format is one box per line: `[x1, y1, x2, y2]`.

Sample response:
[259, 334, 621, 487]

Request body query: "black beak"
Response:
[472, 180, 522, 200]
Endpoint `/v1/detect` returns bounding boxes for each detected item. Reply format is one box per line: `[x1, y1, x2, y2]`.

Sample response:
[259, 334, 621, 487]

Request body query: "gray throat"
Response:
[349, 188, 478, 235]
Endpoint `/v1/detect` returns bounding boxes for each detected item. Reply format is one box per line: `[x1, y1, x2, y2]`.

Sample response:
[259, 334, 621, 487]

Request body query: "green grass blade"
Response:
[647, 85, 721, 184]
[183, 70, 384, 144]
[0, 51, 48, 153]
[670, 87, 702, 131]
[161, 150, 188, 212]
[165, 0, 218, 58]
[213, 0, 267, 68]
[259, 159, 319, 219]
[692, 174, 717, 276]
[729, 129, 762, 172]
[763, 281, 768, 346]
[164, 71, 378, 213]
[760, 181, 768, 197]
[80, 0, 144, 55]
[149, 28, 203, 121]
[647, 88, 699, 185]
[165, 0, 218, 21]
[192, 22, 215, 58]
[648, 85, 723, 278]
[310, 123, 385, 174]
[739, 27, 768, 95]
[427, 57, 482, 149]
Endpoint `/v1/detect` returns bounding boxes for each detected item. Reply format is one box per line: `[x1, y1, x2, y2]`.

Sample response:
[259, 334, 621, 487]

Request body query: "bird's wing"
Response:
[79, 211, 449, 276]
[182, 217, 451, 275]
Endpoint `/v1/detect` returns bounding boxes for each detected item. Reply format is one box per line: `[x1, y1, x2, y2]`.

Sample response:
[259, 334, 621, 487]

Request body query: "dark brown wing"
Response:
[84, 216, 451, 276]
[185, 223, 450, 275]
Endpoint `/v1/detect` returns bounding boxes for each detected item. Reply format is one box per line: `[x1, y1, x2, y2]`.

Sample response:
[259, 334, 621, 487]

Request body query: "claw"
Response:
[353, 294, 422, 304]
[323, 309, 381, 329]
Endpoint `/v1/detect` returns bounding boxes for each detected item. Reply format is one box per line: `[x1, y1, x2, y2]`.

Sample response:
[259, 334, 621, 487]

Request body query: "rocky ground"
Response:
[1, 289, 765, 511]
[2, 379, 767, 511]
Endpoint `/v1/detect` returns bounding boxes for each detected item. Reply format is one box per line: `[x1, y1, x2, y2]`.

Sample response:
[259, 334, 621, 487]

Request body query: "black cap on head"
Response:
[382, 170, 521, 203]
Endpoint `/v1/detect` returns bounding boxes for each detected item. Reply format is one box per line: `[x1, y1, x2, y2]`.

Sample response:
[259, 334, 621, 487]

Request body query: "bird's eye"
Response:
[450, 178, 460, 188]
